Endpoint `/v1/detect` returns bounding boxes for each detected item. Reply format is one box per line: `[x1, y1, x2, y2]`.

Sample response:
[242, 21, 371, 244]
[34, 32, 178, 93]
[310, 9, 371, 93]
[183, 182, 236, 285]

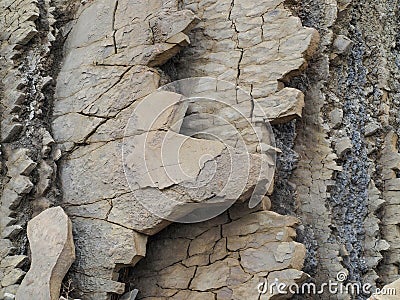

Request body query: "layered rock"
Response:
[0, 0, 60, 297]
[52, 0, 200, 298]
[50, 0, 319, 298]
[3, 0, 399, 299]
[128, 204, 306, 300]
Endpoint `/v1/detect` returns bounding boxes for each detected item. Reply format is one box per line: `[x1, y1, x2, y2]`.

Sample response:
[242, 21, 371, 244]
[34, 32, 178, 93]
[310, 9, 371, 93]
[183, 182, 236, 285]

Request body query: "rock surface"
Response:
[16, 207, 75, 300]
[2, 0, 400, 299]
[128, 207, 307, 300]
[48, 0, 317, 297]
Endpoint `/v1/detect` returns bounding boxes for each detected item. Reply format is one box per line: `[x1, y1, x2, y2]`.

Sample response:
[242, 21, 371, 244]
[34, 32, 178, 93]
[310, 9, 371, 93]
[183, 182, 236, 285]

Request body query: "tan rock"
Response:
[16, 207, 75, 300]
[190, 258, 251, 291]
[240, 242, 305, 274]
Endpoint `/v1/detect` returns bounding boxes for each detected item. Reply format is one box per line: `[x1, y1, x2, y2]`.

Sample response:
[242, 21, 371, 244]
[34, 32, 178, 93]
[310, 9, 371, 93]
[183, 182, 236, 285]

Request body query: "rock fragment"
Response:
[365, 122, 381, 137]
[334, 136, 352, 158]
[333, 35, 353, 54]
[16, 207, 75, 300]
[120, 289, 139, 300]
[329, 108, 343, 129]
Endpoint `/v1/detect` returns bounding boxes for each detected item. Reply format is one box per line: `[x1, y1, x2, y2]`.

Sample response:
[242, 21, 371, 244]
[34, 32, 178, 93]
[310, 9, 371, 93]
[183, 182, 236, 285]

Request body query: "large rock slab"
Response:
[16, 207, 75, 300]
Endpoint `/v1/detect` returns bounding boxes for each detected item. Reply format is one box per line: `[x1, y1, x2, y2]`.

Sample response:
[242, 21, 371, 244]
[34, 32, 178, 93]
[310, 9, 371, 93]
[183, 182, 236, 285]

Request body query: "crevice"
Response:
[112, 0, 119, 54]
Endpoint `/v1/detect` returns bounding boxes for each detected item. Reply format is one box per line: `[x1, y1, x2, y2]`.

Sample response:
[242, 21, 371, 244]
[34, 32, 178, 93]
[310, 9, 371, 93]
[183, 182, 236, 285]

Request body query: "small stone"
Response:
[333, 35, 352, 54]
[8, 175, 33, 195]
[334, 137, 352, 158]
[1, 268, 25, 287]
[2, 225, 22, 239]
[36, 161, 53, 196]
[120, 289, 139, 300]
[0, 239, 15, 260]
[1, 188, 22, 210]
[166, 32, 190, 46]
[42, 130, 55, 146]
[1, 123, 23, 143]
[52, 148, 62, 161]
[7, 156, 36, 177]
[329, 108, 343, 129]
[364, 122, 380, 137]
[16, 207, 75, 300]
[339, 245, 349, 257]
[0, 255, 27, 269]
[40, 76, 53, 90]
[4, 292, 16, 300]
[261, 196, 271, 211]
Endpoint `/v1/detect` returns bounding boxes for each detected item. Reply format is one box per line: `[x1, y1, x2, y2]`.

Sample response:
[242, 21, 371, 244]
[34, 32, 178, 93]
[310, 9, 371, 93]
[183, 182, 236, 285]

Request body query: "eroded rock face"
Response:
[7, 0, 400, 299]
[50, 0, 319, 298]
[174, 0, 319, 124]
[16, 207, 75, 300]
[52, 0, 200, 298]
[129, 205, 306, 300]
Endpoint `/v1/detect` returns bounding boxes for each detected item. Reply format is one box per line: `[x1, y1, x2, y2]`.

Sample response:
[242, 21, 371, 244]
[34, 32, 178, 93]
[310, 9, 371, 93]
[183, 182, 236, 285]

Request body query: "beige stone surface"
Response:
[16, 207, 75, 300]
[130, 206, 306, 299]
[47, 0, 320, 297]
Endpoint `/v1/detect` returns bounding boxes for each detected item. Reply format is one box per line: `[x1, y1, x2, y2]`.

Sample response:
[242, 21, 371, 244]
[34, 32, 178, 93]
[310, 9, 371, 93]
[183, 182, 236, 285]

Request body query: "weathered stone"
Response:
[8, 176, 33, 195]
[16, 207, 75, 300]
[1, 268, 25, 287]
[120, 289, 139, 300]
[6, 149, 36, 177]
[190, 258, 251, 291]
[223, 211, 299, 237]
[171, 290, 215, 300]
[365, 122, 381, 137]
[69, 217, 147, 297]
[1, 123, 23, 143]
[334, 137, 352, 158]
[1, 226, 22, 240]
[0, 255, 27, 269]
[158, 264, 196, 289]
[1, 189, 22, 210]
[333, 35, 352, 54]
[253, 88, 305, 124]
[329, 108, 343, 129]
[0, 239, 14, 260]
[240, 242, 305, 274]
[188, 226, 220, 256]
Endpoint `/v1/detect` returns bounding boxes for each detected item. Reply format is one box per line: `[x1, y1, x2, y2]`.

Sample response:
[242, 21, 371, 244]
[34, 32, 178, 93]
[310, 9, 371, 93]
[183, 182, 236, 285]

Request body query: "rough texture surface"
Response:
[2, 0, 400, 299]
[16, 207, 75, 300]
[48, 0, 317, 298]
[127, 205, 307, 300]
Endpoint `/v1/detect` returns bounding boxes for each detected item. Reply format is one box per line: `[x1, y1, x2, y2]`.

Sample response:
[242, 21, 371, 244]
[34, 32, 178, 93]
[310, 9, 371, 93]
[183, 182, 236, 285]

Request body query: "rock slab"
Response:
[16, 207, 75, 300]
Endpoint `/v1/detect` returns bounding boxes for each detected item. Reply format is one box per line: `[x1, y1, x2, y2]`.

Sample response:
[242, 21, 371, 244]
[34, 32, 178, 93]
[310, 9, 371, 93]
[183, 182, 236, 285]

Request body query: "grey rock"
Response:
[364, 122, 381, 137]
[1, 268, 25, 287]
[120, 289, 139, 300]
[329, 108, 343, 129]
[8, 176, 33, 195]
[334, 137, 352, 158]
[333, 35, 353, 54]
[0, 255, 27, 269]
[1, 225, 22, 240]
